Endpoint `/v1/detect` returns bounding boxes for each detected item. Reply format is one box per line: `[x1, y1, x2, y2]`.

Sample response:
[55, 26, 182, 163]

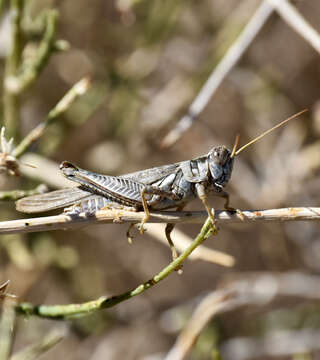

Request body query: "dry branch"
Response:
[10, 327, 67, 360]
[165, 272, 320, 360]
[12, 77, 91, 159]
[146, 223, 235, 267]
[162, 0, 320, 148]
[161, 0, 274, 147]
[0, 207, 319, 235]
[0, 298, 16, 360]
[267, 0, 320, 54]
[3, 0, 24, 138]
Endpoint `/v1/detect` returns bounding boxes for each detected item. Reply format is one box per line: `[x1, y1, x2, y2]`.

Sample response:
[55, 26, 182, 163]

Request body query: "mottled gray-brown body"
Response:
[16, 146, 235, 260]
[17, 146, 234, 216]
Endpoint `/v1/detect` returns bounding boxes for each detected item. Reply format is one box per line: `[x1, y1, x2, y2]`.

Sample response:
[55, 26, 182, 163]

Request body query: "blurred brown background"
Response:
[1, 0, 320, 359]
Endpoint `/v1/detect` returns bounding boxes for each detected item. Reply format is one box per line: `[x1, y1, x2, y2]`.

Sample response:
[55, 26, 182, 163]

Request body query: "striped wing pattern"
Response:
[16, 187, 92, 213]
[61, 164, 146, 206]
[85, 173, 145, 204]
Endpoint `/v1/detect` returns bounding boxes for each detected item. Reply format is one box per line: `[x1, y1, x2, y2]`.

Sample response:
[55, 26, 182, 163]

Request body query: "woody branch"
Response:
[0, 207, 319, 235]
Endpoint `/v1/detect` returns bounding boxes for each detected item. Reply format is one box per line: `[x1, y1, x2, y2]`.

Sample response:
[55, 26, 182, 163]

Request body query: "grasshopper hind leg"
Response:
[139, 186, 182, 265]
[139, 185, 181, 234]
[165, 204, 185, 262]
[165, 224, 178, 260]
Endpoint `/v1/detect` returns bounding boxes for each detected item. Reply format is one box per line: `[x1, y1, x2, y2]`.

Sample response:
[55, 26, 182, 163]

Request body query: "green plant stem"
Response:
[16, 218, 216, 319]
[0, 0, 6, 19]
[0, 184, 47, 200]
[12, 10, 58, 93]
[12, 77, 90, 158]
[11, 328, 66, 360]
[3, 0, 24, 138]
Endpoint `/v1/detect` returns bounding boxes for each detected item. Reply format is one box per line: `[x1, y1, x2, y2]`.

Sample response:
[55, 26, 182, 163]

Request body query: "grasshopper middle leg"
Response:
[139, 185, 181, 233]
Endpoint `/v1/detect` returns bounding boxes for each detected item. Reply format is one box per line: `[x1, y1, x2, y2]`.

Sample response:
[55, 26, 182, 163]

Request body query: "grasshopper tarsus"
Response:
[165, 223, 179, 261]
[126, 223, 135, 244]
[220, 191, 244, 220]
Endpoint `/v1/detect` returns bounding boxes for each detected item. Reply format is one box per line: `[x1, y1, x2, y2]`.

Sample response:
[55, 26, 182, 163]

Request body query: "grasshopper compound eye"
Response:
[209, 146, 231, 166]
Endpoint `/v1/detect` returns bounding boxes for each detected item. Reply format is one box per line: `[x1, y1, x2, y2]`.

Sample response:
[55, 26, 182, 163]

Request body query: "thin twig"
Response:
[11, 327, 68, 360]
[0, 280, 16, 300]
[16, 218, 215, 319]
[161, 0, 274, 148]
[6, 10, 59, 94]
[162, 0, 320, 148]
[0, 184, 47, 201]
[0, 0, 6, 19]
[0, 76, 90, 178]
[267, 0, 320, 54]
[12, 77, 91, 158]
[0, 298, 17, 360]
[165, 272, 320, 360]
[146, 223, 235, 267]
[3, 0, 24, 138]
[0, 207, 319, 235]
[165, 290, 236, 360]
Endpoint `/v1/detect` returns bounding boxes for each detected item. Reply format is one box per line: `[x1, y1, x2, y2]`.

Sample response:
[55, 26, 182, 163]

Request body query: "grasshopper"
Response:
[16, 110, 307, 259]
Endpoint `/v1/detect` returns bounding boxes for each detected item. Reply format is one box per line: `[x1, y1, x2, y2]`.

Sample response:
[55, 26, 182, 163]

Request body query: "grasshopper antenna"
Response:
[230, 134, 240, 159]
[234, 109, 308, 156]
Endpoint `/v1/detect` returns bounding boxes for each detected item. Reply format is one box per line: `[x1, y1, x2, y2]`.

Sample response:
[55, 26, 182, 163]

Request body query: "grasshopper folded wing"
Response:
[16, 187, 92, 213]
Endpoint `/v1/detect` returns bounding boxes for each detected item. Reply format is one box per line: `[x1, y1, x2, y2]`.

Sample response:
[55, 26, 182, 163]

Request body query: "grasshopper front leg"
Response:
[214, 188, 244, 221]
[195, 183, 216, 227]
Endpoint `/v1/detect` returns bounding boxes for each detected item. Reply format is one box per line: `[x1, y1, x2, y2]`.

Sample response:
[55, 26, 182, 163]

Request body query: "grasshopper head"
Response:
[206, 111, 307, 188]
[208, 146, 233, 187]
[60, 161, 78, 177]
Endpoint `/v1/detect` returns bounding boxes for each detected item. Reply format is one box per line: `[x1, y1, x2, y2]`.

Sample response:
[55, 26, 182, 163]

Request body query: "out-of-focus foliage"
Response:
[1, 0, 320, 359]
